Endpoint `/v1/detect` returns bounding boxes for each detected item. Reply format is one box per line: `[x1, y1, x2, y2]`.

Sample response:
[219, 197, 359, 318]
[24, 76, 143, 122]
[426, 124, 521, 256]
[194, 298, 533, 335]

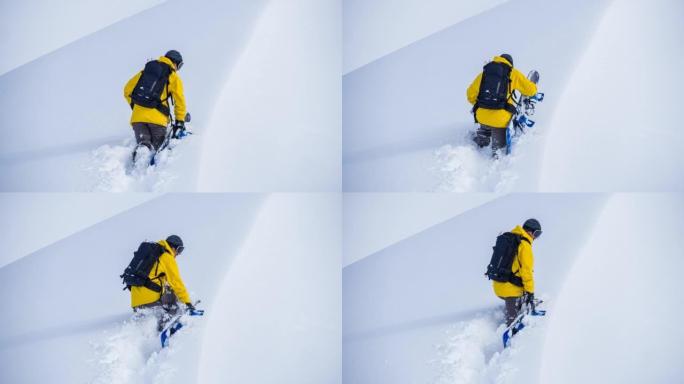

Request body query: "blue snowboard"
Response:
[160, 307, 205, 348]
[502, 301, 546, 348]
[506, 70, 544, 155]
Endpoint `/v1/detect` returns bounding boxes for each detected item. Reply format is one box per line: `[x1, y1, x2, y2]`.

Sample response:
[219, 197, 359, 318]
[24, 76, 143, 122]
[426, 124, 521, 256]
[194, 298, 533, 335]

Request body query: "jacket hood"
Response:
[492, 55, 513, 67]
[511, 225, 533, 243]
[158, 56, 177, 71]
[158, 239, 176, 255]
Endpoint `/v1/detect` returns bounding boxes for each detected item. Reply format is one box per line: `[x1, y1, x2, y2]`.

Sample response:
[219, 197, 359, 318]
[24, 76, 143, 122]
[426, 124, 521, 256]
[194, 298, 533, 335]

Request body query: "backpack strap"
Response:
[143, 279, 163, 293]
[143, 244, 168, 293]
[509, 274, 524, 287]
[163, 73, 173, 120]
[471, 64, 488, 122]
[471, 102, 480, 123]
[504, 75, 517, 115]
[508, 234, 530, 287]
[155, 103, 170, 117]
[150, 244, 167, 279]
[152, 63, 173, 117]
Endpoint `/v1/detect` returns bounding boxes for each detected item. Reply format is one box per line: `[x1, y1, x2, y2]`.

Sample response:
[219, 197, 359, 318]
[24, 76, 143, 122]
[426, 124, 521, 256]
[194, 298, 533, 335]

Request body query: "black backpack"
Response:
[120, 242, 166, 292]
[130, 60, 173, 116]
[484, 232, 530, 287]
[472, 61, 517, 120]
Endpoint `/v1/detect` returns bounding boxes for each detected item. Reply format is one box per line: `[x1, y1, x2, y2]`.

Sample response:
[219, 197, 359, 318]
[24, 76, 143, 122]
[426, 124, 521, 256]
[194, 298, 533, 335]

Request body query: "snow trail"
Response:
[91, 310, 201, 384]
[88, 135, 190, 192]
[436, 304, 547, 384]
[433, 124, 540, 192]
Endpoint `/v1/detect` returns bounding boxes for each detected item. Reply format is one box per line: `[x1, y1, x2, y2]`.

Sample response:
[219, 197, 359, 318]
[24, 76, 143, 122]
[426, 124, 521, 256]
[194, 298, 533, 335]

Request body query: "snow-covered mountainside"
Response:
[0, 0, 340, 192]
[343, 0, 684, 192]
[343, 193, 499, 266]
[0, 193, 157, 268]
[343, 193, 684, 383]
[0, 0, 166, 76]
[343, 0, 508, 74]
[0, 194, 341, 384]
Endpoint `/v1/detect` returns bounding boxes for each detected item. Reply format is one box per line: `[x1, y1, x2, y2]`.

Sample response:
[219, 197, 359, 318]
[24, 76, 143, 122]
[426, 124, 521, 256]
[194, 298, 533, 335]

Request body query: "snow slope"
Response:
[539, 194, 684, 383]
[343, 0, 508, 74]
[0, 194, 341, 384]
[343, 0, 682, 192]
[343, 193, 499, 266]
[0, 193, 157, 268]
[343, 193, 684, 383]
[198, 194, 341, 383]
[196, 0, 341, 192]
[0, 0, 165, 75]
[538, 0, 684, 191]
[0, 0, 341, 192]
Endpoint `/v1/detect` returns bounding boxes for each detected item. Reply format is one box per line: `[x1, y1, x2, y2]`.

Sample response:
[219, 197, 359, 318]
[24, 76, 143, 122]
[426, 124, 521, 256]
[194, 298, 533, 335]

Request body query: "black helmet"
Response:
[165, 50, 183, 69]
[166, 234, 184, 254]
[500, 53, 513, 67]
[523, 218, 542, 238]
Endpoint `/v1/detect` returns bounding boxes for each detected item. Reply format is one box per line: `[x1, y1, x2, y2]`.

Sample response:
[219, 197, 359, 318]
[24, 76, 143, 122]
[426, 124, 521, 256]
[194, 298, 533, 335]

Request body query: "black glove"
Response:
[172, 121, 185, 138]
[185, 302, 195, 311]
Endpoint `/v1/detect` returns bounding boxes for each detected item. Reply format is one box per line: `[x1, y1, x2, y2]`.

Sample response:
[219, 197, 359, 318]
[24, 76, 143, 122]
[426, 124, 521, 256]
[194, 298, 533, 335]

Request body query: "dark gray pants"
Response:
[502, 296, 522, 326]
[132, 122, 167, 151]
[133, 289, 179, 331]
[473, 124, 507, 155]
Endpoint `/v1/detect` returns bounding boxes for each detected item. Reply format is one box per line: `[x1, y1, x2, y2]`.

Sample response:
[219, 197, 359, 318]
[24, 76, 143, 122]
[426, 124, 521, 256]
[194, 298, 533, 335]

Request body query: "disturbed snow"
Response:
[435, 302, 547, 384]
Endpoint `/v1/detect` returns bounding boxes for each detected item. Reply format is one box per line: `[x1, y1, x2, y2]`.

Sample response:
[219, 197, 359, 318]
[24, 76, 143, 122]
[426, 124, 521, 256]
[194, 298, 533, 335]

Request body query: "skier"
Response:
[466, 54, 538, 156]
[491, 218, 542, 326]
[123, 50, 187, 162]
[128, 235, 196, 330]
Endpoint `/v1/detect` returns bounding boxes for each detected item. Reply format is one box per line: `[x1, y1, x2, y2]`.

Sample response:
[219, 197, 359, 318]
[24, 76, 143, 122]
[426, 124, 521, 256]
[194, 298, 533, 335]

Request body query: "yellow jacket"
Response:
[467, 56, 538, 128]
[124, 56, 187, 127]
[492, 225, 535, 298]
[130, 239, 191, 307]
